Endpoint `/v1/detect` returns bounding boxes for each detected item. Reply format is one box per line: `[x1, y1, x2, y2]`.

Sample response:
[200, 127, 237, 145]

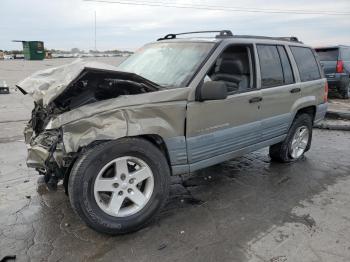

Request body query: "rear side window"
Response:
[315, 48, 339, 61]
[291, 47, 321, 82]
[277, 46, 294, 85]
[341, 48, 350, 61]
[257, 45, 284, 88]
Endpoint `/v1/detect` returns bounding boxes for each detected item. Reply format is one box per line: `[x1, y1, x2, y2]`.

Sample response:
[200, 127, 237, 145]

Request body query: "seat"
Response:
[211, 53, 250, 93]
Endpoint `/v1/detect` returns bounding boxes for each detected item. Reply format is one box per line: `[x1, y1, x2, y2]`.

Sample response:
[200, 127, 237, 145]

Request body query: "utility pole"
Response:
[94, 11, 97, 51]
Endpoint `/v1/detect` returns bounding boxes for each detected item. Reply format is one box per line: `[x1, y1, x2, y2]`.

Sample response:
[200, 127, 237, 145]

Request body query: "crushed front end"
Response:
[24, 103, 74, 190]
[18, 59, 160, 191]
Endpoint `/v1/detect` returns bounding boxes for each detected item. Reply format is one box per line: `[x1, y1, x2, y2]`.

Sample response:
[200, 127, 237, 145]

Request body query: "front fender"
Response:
[61, 101, 187, 153]
[62, 110, 128, 153]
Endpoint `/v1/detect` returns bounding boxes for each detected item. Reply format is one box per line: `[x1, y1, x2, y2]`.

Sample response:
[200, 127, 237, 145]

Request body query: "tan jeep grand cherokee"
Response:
[17, 30, 328, 234]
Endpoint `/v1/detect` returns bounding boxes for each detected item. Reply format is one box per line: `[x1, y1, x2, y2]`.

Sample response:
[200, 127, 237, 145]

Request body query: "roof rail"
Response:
[231, 35, 303, 43]
[157, 30, 233, 41]
[157, 31, 302, 43]
[276, 36, 300, 42]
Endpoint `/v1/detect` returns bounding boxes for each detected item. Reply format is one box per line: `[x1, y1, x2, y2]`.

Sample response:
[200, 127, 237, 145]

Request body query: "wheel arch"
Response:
[65, 134, 173, 192]
[291, 96, 318, 123]
[295, 105, 316, 122]
[135, 134, 172, 169]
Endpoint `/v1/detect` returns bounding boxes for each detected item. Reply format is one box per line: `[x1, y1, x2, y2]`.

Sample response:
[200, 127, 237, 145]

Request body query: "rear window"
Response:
[257, 45, 295, 88]
[257, 45, 284, 88]
[290, 47, 321, 82]
[315, 48, 339, 61]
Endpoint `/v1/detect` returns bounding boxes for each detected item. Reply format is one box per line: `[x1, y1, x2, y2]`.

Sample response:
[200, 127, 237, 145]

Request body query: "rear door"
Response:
[290, 46, 324, 104]
[257, 44, 300, 142]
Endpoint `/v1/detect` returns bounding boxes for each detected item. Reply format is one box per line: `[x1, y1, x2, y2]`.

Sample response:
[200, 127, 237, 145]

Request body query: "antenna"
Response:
[94, 11, 97, 51]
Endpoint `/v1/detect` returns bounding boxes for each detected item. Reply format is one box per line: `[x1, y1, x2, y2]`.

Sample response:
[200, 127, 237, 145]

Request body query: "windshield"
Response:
[315, 48, 339, 61]
[118, 42, 215, 87]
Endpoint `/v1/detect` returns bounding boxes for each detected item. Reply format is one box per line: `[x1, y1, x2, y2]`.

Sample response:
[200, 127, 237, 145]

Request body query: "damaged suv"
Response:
[18, 31, 328, 235]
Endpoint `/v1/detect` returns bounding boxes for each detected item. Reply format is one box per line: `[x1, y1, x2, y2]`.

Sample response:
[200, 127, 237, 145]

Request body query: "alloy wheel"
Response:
[93, 156, 154, 217]
[290, 126, 309, 159]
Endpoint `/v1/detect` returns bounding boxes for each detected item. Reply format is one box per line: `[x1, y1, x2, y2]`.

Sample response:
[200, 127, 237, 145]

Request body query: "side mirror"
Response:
[199, 81, 227, 101]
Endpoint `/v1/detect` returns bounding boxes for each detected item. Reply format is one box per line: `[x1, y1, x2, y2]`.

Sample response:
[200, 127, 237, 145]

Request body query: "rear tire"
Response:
[68, 138, 170, 235]
[269, 113, 313, 163]
[340, 82, 350, 99]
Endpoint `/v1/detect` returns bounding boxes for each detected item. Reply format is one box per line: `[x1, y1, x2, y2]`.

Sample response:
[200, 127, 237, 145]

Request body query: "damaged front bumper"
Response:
[24, 124, 63, 169]
[24, 123, 72, 190]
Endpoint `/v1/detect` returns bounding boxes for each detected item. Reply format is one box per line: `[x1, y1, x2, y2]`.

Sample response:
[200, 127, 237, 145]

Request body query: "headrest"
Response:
[218, 51, 250, 74]
[219, 60, 244, 75]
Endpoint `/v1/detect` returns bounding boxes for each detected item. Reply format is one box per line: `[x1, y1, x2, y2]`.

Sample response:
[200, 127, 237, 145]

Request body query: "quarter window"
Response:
[257, 45, 284, 88]
[290, 46, 321, 82]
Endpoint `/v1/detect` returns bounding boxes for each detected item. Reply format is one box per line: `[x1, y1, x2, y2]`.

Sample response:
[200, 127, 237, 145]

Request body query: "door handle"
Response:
[249, 97, 263, 103]
[290, 88, 301, 93]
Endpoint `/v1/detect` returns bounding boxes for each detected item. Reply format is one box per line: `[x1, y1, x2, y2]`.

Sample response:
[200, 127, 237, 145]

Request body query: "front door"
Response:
[186, 89, 262, 171]
[186, 44, 265, 172]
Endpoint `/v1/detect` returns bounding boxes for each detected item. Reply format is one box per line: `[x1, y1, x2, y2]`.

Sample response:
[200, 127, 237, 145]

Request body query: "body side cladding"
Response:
[187, 121, 261, 163]
[170, 113, 292, 175]
[261, 113, 293, 141]
[164, 136, 188, 165]
[314, 103, 328, 124]
[189, 135, 286, 173]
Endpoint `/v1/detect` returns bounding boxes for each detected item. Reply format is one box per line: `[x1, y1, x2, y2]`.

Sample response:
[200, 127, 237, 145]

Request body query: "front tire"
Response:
[68, 138, 170, 235]
[269, 113, 313, 163]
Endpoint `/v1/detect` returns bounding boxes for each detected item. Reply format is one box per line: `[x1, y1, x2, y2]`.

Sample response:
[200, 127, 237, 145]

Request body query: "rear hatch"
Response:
[315, 47, 339, 76]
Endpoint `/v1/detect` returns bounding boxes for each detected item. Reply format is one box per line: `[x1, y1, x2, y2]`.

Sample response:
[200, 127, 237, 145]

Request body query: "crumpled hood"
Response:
[16, 59, 121, 106]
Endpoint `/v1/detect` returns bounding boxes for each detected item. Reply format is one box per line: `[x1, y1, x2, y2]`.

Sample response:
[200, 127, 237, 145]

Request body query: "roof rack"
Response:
[232, 35, 302, 43]
[157, 30, 233, 41]
[278, 36, 300, 42]
[157, 31, 302, 43]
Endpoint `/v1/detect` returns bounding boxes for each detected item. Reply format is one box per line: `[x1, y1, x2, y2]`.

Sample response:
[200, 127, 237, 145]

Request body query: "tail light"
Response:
[336, 60, 344, 73]
[324, 81, 328, 103]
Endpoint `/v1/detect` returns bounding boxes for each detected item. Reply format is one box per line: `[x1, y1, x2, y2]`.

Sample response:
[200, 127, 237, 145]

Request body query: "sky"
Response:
[1, 0, 350, 51]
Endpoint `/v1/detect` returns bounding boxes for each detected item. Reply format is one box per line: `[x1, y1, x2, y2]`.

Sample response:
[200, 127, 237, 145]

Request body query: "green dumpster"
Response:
[22, 41, 45, 60]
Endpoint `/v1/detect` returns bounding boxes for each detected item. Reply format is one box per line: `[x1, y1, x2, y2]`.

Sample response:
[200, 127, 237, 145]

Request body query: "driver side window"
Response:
[205, 45, 256, 95]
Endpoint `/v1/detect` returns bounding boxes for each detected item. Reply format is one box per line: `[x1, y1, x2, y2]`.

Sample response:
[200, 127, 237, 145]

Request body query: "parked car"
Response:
[14, 54, 25, 59]
[0, 80, 9, 94]
[315, 45, 350, 99]
[17, 31, 328, 235]
[3, 54, 14, 60]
